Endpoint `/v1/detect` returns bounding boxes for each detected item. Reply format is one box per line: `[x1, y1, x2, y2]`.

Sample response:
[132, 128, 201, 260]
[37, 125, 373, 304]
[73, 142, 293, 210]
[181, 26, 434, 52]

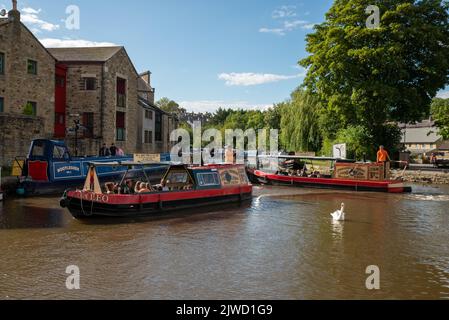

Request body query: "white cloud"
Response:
[21, 6, 59, 32]
[301, 23, 316, 30]
[260, 6, 316, 36]
[283, 20, 308, 31]
[272, 5, 297, 19]
[218, 71, 305, 86]
[259, 27, 286, 36]
[22, 7, 41, 15]
[40, 38, 118, 48]
[437, 91, 449, 99]
[179, 100, 273, 113]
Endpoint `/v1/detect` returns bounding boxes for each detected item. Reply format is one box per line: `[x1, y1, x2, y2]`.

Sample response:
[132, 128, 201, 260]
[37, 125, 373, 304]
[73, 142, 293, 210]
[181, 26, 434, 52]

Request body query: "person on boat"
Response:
[377, 145, 391, 179]
[105, 182, 115, 194]
[139, 183, 152, 193]
[117, 147, 125, 157]
[134, 182, 142, 193]
[163, 180, 171, 192]
[100, 144, 111, 157]
[110, 144, 118, 157]
[122, 179, 135, 194]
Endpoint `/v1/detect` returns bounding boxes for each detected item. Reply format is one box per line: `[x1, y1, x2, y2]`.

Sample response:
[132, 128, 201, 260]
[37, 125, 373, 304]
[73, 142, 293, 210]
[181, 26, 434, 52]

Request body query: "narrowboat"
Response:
[16, 139, 170, 196]
[248, 155, 412, 193]
[60, 162, 253, 219]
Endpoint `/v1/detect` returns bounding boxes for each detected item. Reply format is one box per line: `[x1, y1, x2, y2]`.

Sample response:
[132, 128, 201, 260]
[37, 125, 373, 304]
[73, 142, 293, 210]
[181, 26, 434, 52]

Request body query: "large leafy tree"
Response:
[156, 97, 186, 116]
[431, 97, 449, 139]
[300, 0, 449, 147]
[280, 89, 322, 152]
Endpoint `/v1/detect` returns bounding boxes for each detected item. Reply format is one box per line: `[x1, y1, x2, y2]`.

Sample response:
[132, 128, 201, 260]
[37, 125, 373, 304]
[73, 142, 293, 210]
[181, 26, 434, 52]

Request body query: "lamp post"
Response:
[74, 119, 81, 157]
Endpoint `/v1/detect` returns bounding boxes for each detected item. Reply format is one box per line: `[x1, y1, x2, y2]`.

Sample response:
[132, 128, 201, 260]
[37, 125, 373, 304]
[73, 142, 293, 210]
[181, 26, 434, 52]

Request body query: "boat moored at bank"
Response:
[14, 139, 169, 196]
[248, 155, 412, 193]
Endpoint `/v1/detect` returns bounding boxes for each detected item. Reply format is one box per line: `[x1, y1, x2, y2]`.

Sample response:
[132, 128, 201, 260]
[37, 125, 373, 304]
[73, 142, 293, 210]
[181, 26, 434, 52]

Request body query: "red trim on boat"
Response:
[67, 185, 252, 205]
[253, 170, 405, 193]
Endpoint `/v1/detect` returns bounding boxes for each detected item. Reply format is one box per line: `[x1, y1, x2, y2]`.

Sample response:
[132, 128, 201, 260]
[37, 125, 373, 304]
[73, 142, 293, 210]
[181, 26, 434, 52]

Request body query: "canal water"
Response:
[1, 184, 449, 299]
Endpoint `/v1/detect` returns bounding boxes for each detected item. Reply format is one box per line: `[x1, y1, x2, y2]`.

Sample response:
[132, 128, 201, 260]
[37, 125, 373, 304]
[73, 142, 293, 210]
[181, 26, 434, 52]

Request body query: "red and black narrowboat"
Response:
[248, 155, 412, 194]
[60, 162, 253, 219]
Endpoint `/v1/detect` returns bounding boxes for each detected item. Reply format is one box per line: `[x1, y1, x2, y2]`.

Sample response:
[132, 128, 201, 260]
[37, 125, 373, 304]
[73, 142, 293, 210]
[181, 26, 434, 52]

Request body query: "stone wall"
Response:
[104, 48, 139, 154]
[64, 63, 103, 156]
[391, 170, 449, 185]
[0, 13, 55, 137]
[0, 113, 47, 166]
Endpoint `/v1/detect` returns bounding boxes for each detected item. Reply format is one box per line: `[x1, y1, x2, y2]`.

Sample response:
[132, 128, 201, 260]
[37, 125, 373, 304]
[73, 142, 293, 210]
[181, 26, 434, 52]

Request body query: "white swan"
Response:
[331, 203, 345, 221]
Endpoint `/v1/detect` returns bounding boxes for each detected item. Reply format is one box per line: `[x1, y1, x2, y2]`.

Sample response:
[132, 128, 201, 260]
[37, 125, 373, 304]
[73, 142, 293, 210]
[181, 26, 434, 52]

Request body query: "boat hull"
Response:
[62, 186, 253, 219]
[250, 170, 411, 193]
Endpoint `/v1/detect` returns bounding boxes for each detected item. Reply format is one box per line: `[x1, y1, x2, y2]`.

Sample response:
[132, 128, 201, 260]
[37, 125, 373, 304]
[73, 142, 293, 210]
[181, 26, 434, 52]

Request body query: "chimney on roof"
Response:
[8, 0, 20, 22]
[140, 71, 152, 85]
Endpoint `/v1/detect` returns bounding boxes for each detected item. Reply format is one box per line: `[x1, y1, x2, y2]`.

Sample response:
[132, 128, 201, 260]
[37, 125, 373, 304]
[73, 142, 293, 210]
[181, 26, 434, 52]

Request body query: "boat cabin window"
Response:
[30, 141, 46, 157]
[167, 172, 189, 184]
[197, 172, 220, 187]
[161, 167, 194, 191]
[53, 145, 69, 160]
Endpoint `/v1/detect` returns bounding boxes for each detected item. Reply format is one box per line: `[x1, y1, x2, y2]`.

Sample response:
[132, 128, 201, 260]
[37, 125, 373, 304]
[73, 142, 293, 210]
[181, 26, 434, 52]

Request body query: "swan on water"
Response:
[331, 203, 345, 221]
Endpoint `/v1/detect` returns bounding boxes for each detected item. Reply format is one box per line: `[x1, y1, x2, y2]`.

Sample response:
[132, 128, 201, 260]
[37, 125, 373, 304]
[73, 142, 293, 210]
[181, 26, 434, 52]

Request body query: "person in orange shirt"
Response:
[377, 146, 391, 179]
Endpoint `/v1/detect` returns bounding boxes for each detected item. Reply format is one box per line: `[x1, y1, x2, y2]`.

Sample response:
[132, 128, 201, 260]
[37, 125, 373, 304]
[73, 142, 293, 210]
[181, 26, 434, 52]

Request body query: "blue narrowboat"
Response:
[17, 139, 170, 196]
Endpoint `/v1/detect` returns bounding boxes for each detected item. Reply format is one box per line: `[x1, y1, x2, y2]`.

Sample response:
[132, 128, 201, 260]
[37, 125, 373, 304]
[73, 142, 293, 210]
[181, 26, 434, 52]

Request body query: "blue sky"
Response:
[1, 0, 448, 112]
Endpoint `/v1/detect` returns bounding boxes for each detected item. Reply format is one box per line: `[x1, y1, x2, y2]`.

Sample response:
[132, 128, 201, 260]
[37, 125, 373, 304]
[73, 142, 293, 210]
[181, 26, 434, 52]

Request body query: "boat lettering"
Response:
[81, 192, 109, 203]
[57, 166, 80, 173]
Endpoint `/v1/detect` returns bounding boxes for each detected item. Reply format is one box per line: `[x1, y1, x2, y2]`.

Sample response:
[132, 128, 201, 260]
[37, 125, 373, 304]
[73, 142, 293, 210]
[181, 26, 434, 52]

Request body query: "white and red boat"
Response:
[60, 162, 253, 219]
[248, 155, 411, 194]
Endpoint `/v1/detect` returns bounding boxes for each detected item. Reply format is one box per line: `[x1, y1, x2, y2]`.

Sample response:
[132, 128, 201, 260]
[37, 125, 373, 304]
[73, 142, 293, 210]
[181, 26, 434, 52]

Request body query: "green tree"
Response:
[209, 108, 233, 126]
[156, 97, 186, 116]
[300, 0, 449, 147]
[264, 104, 283, 129]
[431, 97, 449, 139]
[280, 89, 322, 152]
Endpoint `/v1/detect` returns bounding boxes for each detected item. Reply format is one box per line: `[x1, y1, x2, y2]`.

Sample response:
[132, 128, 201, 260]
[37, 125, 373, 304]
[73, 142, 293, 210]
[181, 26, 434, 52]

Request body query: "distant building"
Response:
[137, 72, 178, 154]
[399, 120, 442, 154]
[436, 140, 449, 152]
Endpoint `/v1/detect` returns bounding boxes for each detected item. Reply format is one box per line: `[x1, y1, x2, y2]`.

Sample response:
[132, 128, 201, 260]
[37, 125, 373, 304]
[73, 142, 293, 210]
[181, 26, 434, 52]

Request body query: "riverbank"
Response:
[392, 169, 449, 184]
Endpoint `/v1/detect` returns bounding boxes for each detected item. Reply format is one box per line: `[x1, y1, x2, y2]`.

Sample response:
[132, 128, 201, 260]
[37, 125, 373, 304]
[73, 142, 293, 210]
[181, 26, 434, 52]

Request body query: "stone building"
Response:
[0, 6, 56, 164]
[137, 72, 179, 154]
[400, 120, 442, 155]
[48, 46, 141, 156]
[0, 4, 178, 166]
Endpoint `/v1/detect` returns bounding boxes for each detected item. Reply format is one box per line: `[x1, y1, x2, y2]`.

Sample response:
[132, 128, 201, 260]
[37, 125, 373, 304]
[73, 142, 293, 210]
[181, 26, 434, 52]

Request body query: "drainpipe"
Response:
[100, 63, 105, 142]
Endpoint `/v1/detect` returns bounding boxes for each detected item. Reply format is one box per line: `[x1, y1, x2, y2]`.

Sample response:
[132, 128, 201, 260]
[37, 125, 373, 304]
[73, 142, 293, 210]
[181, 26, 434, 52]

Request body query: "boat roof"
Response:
[87, 161, 175, 167]
[258, 155, 341, 161]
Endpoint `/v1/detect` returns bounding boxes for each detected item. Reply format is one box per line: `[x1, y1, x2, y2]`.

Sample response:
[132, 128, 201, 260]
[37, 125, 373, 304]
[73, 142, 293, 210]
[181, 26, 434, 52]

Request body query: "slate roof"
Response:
[401, 127, 442, 144]
[47, 46, 123, 62]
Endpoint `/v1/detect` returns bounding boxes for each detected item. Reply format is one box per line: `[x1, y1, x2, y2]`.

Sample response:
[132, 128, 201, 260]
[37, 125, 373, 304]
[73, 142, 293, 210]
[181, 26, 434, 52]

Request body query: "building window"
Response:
[145, 110, 153, 120]
[0, 52, 4, 75]
[117, 77, 127, 108]
[155, 112, 162, 142]
[25, 101, 37, 116]
[27, 59, 38, 75]
[82, 77, 96, 91]
[116, 111, 126, 141]
[144, 130, 153, 144]
[83, 112, 94, 138]
[0, 97, 4, 112]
